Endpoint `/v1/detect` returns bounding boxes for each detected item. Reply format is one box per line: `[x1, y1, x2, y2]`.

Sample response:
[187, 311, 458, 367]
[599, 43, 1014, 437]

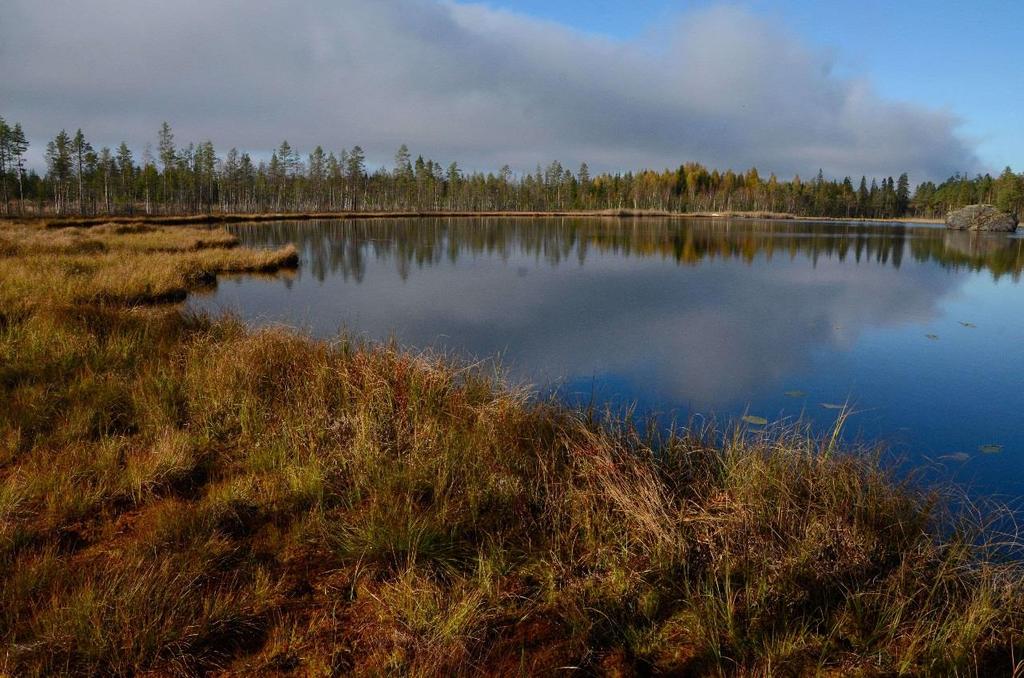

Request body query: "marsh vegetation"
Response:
[1, 219, 1023, 675]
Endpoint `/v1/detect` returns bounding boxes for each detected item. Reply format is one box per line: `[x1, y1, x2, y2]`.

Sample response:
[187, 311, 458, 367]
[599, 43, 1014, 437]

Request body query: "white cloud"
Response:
[0, 0, 977, 180]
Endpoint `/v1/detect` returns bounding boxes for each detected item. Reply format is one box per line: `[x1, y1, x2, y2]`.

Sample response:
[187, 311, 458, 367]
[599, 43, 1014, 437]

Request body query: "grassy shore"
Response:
[9, 208, 945, 228]
[4, 210, 679, 229]
[0, 219, 1020, 676]
[683, 210, 945, 224]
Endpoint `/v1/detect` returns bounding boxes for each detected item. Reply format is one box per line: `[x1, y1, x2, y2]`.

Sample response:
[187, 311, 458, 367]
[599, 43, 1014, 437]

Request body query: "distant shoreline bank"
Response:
[11, 209, 945, 228]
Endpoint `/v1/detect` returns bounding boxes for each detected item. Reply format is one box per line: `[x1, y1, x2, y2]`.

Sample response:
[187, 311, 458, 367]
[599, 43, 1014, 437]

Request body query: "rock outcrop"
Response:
[945, 204, 1018, 232]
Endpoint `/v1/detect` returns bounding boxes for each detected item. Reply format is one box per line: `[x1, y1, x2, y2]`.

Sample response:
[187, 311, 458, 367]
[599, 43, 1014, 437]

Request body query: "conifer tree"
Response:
[157, 122, 177, 206]
[45, 130, 73, 215]
[0, 117, 10, 214]
[9, 123, 28, 213]
[346, 146, 366, 210]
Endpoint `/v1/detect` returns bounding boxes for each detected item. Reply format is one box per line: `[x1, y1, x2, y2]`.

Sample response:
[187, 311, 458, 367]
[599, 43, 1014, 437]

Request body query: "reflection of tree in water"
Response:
[909, 231, 1024, 279]
[228, 218, 1024, 283]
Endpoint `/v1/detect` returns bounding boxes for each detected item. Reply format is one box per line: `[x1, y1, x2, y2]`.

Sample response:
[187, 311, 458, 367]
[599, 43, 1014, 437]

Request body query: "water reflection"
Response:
[192, 217, 1024, 497]
[228, 217, 1024, 283]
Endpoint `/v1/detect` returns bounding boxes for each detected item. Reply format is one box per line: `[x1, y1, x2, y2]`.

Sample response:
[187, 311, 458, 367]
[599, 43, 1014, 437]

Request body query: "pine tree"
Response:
[577, 162, 591, 209]
[194, 141, 217, 211]
[446, 161, 461, 209]
[239, 153, 255, 210]
[326, 152, 341, 209]
[9, 123, 28, 214]
[346, 145, 366, 179]
[394, 144, 412, 179]
[116, 142, 134, 211]
[97, 146, 115, 213]
[278, 141, 299, 177]
[45, 130, 73, 215]
[994, 167, 1022, 217]
[157, 122, 176, 207]
[346, 146, 366, 210]
[392, 145, 413, 209]
[0, 117, 9, 214]
[268, 151, 284, 210]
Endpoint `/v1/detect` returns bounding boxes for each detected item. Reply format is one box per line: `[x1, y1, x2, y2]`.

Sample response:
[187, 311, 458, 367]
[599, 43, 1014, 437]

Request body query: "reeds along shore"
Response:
[0, 219, 1021, 676]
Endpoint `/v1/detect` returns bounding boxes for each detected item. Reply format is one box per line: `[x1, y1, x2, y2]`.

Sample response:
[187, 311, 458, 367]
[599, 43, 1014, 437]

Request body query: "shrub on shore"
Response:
[1, 220, 1021, 676]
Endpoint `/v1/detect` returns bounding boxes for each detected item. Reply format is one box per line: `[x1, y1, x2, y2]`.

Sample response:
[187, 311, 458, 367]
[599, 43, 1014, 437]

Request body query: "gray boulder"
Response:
[945, 204, 1018, 232]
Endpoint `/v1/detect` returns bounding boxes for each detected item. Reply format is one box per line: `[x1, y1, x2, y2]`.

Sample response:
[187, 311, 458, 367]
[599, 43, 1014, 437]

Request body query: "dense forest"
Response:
[2, 117, 1022, 219]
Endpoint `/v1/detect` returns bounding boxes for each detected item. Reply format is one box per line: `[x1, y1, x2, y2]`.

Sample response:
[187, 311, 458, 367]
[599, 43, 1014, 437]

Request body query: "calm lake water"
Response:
[189, 217, 1024, 499]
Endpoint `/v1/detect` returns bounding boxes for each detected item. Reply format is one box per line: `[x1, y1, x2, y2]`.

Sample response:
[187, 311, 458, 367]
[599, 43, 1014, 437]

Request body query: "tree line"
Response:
[2, 117, 1022, 220]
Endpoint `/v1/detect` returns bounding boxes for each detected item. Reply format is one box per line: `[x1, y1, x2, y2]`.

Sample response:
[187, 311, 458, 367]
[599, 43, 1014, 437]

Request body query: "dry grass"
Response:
[0, 220, 240, 253]
[13, 208, 945, 230]
[685, 210, 944, 224]
[13, 209, 685, 230]
[0, 221, 296, 308]
[0, 219, 1021, 676]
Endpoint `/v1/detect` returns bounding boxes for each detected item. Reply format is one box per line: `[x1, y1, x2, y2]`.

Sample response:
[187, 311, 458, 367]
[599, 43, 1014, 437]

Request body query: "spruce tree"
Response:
[896, 173, 910, 216]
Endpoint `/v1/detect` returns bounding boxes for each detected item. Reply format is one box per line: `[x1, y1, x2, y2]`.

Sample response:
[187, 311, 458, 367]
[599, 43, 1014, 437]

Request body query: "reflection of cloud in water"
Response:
[194, 218, 968, 409]
[375, 254, 955, 408]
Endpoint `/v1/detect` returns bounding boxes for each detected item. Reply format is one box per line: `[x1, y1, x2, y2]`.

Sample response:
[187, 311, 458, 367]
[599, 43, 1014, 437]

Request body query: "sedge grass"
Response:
[0, 218, 1022, 676]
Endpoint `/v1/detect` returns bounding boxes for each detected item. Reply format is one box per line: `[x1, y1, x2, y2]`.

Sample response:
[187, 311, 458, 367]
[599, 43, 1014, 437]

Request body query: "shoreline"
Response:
[9, 209, 946, 228]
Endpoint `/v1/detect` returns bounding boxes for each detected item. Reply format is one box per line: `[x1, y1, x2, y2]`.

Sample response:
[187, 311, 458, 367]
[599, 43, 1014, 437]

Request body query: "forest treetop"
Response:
[2, 118, 1021, 219]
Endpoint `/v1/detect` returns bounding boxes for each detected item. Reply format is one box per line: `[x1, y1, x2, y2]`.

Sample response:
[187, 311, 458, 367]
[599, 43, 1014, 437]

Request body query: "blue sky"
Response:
[489, 0, 1024, 173]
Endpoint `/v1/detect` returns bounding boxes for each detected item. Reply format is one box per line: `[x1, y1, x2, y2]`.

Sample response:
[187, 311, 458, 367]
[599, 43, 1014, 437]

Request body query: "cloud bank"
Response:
[1, 0, 977, 179]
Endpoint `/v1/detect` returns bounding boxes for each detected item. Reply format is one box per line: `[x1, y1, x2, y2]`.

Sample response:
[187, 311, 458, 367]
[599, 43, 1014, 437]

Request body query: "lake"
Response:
[189, 217, 1024, 499]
